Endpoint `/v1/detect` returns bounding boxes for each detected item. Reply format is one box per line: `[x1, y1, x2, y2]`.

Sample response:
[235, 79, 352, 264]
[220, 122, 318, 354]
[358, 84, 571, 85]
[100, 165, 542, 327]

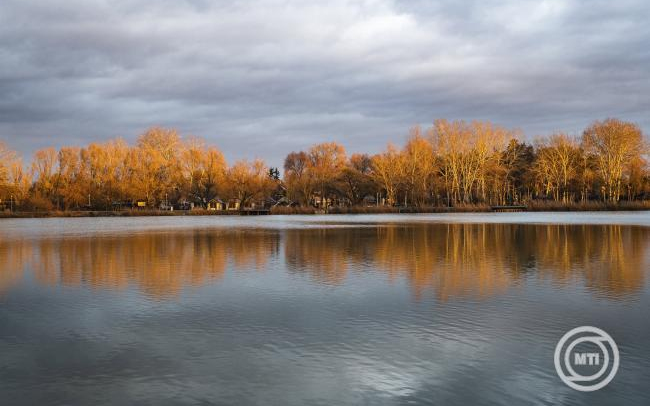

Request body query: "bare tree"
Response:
[582, 118, 645, 202]
[371, 144, 402, 205]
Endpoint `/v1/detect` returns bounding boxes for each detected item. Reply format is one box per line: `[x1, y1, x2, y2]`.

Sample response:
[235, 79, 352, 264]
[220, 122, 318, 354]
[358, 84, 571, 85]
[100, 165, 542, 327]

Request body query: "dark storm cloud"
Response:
[0, 0, 649, 166]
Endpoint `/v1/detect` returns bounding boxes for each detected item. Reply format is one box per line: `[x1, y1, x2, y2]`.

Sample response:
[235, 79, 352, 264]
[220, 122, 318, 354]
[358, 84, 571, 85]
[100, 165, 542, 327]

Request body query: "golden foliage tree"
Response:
[582, 118, 645, 202]
[400, 127, 435, 206]
[308, 142, 346, 208]
[534, 133, 581, 202]
[371, 144, 402, 205]
[2, 119, 649, 212]
[0, 142, 29, 206]
[181, 137, 227, 204]
[225, 159, 274, 208]
[134, 127, 181, 205]
[283, 151, 313, 206]
[338, 153, 375, 205]
[431, 119, 513, 204]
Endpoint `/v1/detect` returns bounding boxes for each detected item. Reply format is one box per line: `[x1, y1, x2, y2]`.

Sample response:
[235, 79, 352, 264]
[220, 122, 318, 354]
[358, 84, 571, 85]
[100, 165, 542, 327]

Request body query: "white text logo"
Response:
[554, 326, 619, 392]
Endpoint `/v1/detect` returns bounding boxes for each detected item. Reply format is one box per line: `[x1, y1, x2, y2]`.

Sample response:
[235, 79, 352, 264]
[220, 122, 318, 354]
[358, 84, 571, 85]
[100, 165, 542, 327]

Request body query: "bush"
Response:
[23, 194, 54, 212]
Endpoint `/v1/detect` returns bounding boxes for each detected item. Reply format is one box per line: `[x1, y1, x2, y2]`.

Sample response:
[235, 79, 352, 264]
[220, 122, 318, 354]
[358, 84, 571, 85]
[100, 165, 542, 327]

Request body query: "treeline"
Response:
[0, 118, 648, 212]
[0, 128, 275, 211]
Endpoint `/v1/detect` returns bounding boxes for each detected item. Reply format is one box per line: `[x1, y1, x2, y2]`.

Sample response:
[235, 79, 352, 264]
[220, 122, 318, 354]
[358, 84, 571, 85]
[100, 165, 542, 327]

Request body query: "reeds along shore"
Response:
[2, 200, 650, 218]
[1, 118, 649, 214]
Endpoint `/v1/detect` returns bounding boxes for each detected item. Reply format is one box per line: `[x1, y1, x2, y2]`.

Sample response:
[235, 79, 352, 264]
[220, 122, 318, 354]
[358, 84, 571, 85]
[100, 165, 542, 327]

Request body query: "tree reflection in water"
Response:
[1, 224, 647, 299]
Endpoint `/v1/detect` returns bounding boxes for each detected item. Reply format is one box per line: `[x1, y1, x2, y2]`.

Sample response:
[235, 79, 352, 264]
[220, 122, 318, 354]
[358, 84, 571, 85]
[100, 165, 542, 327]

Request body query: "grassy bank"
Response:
[525, 200, 650, 211]
[269, 204, 492, 215]
[272, 201, 650, 214]
[0, 209, 241, 218]
[2, 201, 649, 218]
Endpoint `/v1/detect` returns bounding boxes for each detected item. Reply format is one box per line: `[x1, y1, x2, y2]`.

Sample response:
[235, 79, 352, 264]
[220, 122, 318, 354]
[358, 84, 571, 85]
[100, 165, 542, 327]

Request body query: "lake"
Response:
[1, 213, 649, 405]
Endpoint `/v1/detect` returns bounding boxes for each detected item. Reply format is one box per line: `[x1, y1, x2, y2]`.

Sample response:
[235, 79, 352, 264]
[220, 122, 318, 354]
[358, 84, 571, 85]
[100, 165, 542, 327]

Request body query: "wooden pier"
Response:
[490, 205, 528, 212]
[239, 209, 271, 215]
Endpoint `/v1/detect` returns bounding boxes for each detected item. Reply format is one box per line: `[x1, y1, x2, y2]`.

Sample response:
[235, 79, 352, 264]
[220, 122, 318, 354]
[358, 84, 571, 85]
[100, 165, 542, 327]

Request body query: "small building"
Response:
[269, 197, 297, 207]
[207, 198, 225, 211]
[175, 201, 194, 211]
[312, 195, 332, 208]
[111, 201, 134, 210]
[226, 199, 240, 211]
[159, 202, 173, 211]
[362, 195, 377, 206]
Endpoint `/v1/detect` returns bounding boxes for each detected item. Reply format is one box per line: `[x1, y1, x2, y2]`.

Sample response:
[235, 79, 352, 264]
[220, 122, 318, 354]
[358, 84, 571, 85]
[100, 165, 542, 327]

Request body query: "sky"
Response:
[1, 0, 649, 168]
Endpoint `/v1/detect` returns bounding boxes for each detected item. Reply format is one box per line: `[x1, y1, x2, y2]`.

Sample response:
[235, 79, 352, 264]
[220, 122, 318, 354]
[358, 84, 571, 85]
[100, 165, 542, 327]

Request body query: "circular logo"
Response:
[554, 326, 619, 391]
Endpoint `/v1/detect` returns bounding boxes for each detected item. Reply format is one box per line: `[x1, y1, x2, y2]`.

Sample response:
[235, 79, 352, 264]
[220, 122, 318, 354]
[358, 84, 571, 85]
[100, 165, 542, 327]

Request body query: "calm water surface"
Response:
[1, 213, 649, 405]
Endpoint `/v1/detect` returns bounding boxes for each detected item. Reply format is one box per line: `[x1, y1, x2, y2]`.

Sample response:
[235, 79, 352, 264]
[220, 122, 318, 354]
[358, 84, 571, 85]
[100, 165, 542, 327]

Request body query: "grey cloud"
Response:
[0, 0, 649, 167]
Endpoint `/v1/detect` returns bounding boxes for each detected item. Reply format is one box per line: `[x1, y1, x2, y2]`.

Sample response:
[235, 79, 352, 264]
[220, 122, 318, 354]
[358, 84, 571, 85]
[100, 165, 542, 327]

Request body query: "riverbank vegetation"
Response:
[1, 118, 648, 215]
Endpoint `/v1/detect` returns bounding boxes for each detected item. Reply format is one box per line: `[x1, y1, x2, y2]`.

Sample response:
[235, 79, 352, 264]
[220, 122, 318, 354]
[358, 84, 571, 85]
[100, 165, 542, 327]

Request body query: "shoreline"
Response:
[2, 203, 650, 219]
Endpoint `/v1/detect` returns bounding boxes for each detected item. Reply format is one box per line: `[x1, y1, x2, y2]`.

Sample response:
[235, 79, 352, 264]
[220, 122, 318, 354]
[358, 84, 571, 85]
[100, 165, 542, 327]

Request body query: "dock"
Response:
[490, 205, 528, 212]
[239, 209, 271, 215]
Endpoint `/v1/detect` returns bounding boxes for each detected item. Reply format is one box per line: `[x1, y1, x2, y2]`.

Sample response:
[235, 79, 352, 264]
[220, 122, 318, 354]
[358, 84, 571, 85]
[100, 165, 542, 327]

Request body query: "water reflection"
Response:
[285, 224, 649, 300]
[0, 230, 279, 298]
[1, 224, 648, 299]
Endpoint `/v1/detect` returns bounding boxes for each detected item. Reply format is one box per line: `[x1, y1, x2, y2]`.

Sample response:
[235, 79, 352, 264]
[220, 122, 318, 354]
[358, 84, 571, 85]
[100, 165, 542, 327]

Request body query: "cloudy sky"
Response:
[1, 0, 649, 167]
